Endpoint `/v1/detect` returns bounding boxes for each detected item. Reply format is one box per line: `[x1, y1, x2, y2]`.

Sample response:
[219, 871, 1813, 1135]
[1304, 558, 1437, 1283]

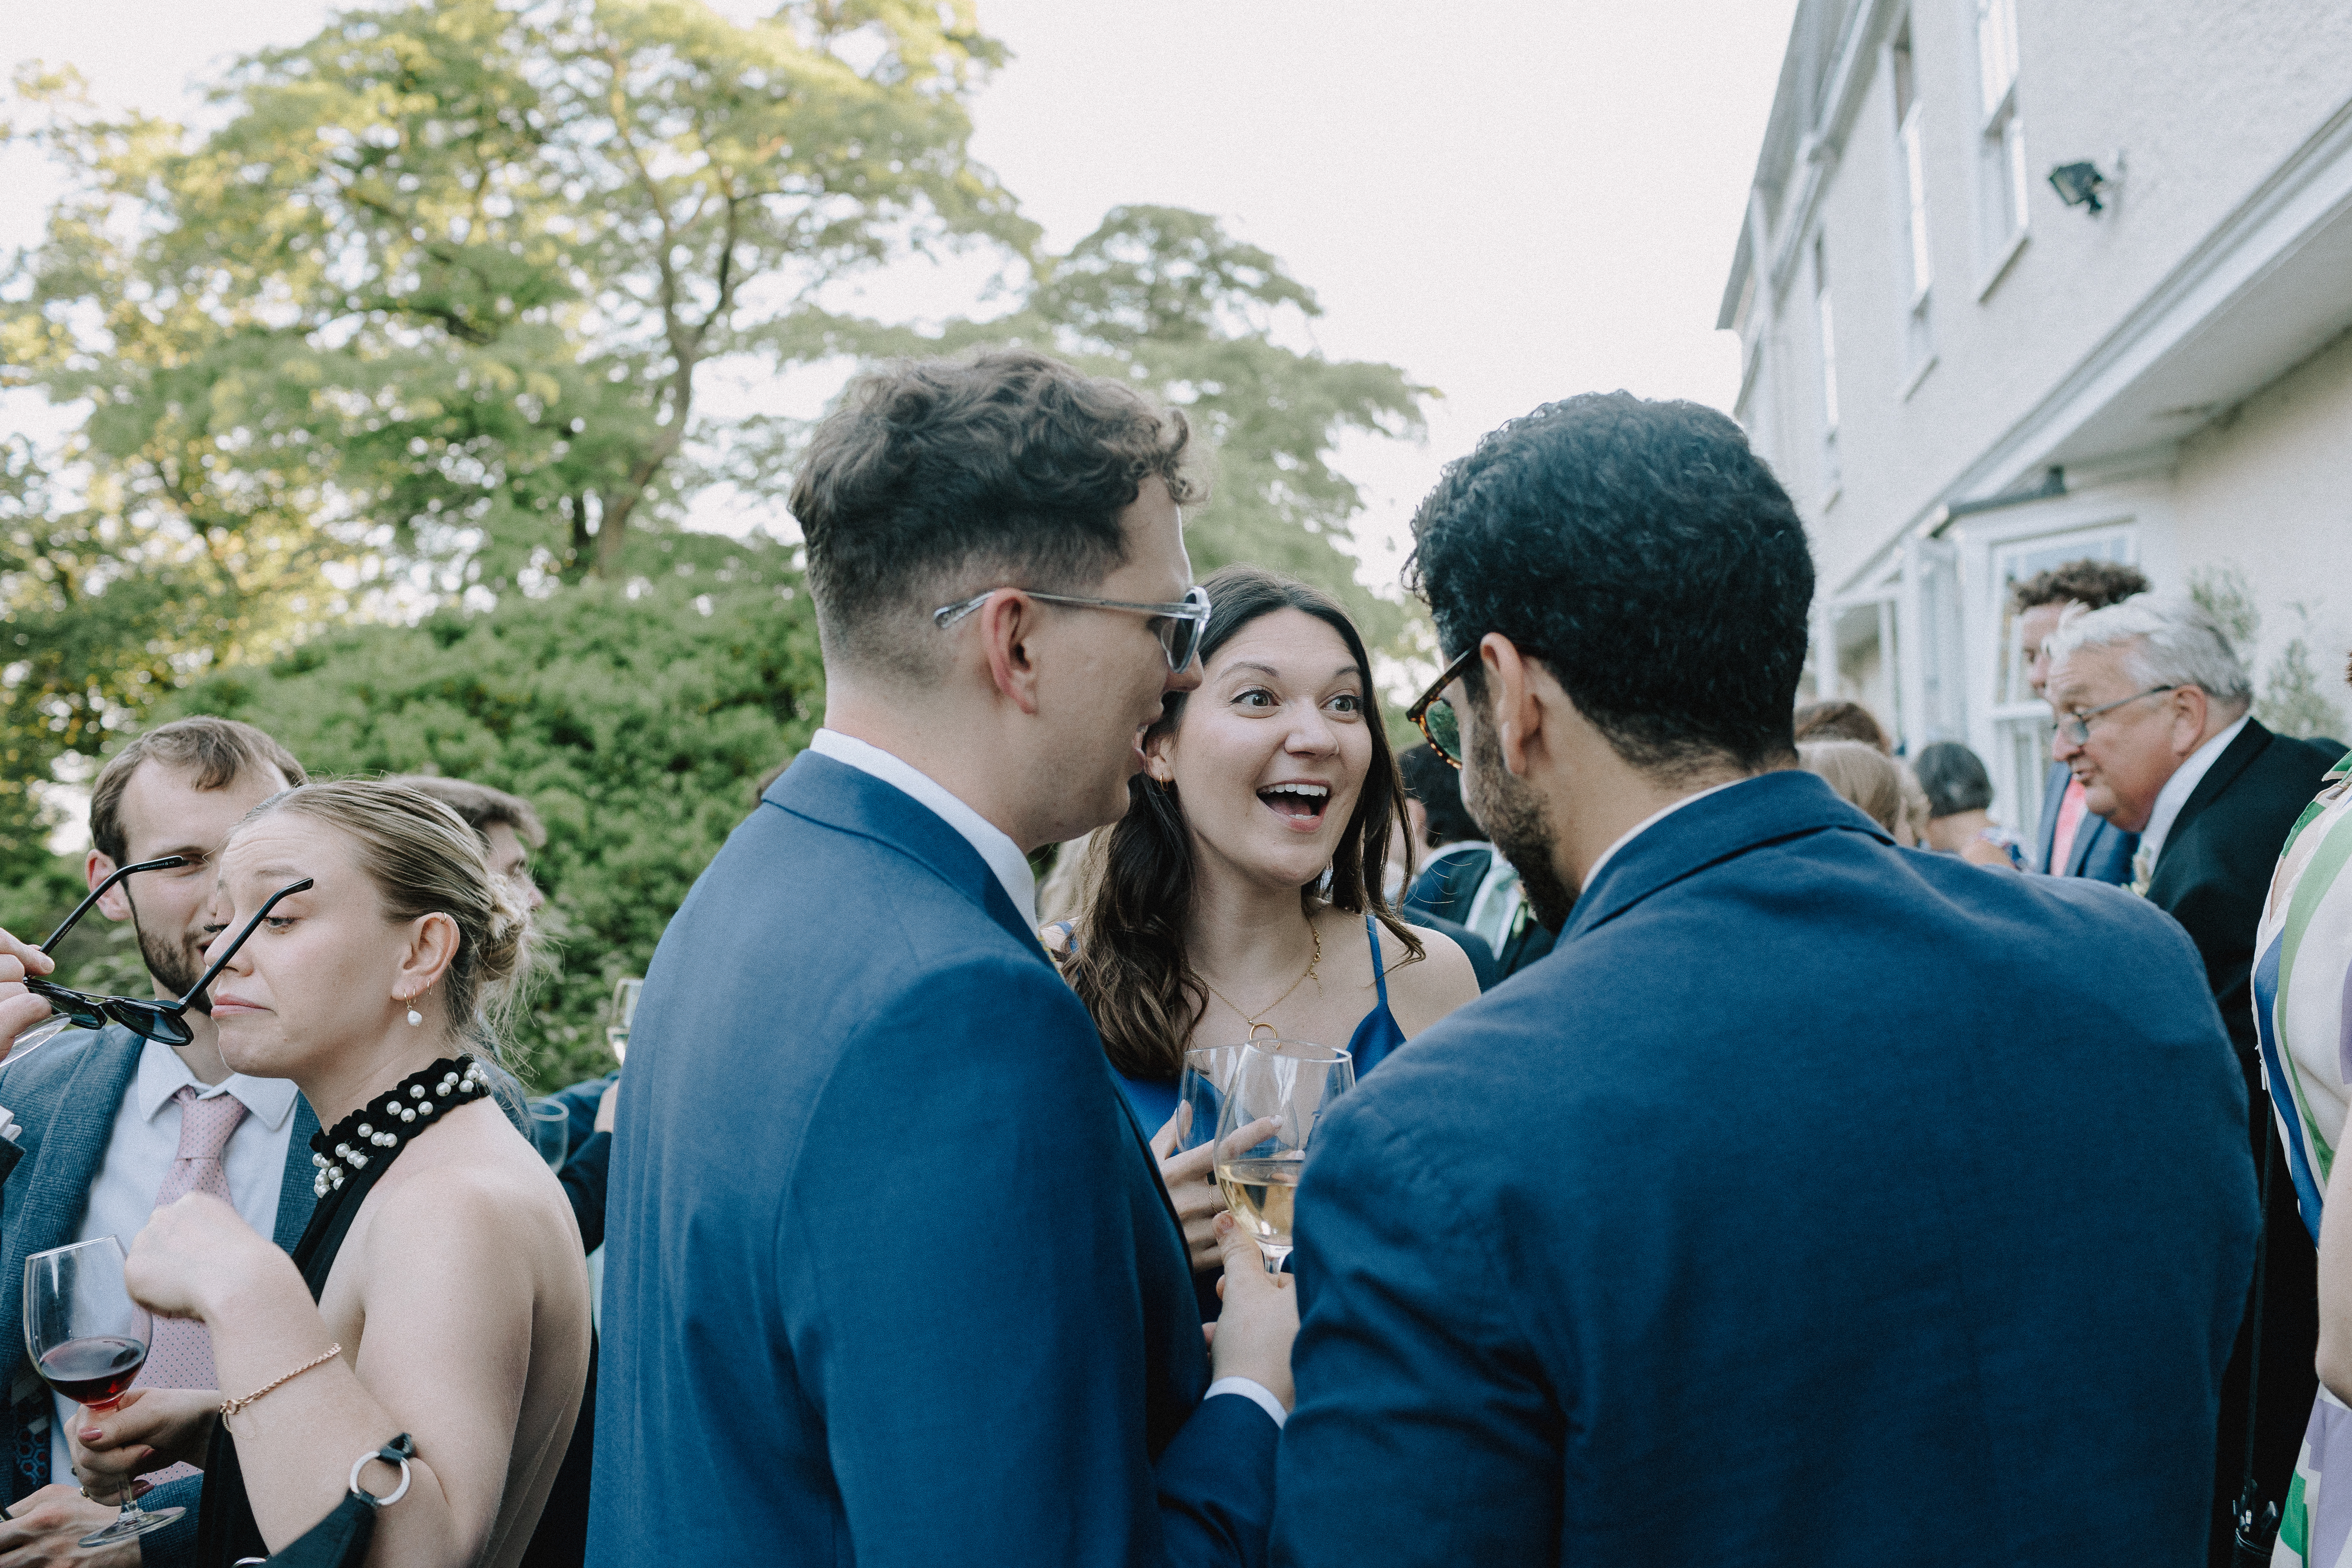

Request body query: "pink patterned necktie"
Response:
[140, 1085, 248, 1391]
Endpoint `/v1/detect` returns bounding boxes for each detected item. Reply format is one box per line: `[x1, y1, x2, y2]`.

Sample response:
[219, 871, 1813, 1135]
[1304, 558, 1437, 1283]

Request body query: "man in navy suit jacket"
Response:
[1277, 395, 2258, 1566]
[591, 351, 1293, 1566]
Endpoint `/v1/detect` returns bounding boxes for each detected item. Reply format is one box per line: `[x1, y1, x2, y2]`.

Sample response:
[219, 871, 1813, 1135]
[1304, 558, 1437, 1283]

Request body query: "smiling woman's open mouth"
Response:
[1259, 782, 1332, 827]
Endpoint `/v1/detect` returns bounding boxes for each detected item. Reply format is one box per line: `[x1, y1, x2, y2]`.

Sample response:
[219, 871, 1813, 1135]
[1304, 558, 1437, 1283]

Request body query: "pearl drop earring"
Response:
[404, 995, 423, 1027]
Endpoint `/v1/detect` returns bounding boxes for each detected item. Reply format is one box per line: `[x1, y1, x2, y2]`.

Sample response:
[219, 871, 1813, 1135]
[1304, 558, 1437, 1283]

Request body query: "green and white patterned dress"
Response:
[2257, 747, 2352, 1567]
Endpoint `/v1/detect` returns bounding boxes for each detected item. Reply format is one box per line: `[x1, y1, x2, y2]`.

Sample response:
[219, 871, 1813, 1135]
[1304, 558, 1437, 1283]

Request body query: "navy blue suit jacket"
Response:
[1275, 771, 2257, 1567]
[0, 1026, 317, 1568]
[589, 753, 1277, 1566]
[2035, 758, 2138, 882]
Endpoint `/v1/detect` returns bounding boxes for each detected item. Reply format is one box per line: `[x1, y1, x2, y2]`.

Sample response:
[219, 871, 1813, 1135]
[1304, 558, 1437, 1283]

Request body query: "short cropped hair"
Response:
[1407, 392, 1814, 775]
[89, 717, 307, 867]
[2044, 594, 2253, 708]
[385, 775, 546, 849]
[2012, 558, 2149, 614]
[1397, 744, 1482, 847]
[789, 350, 1199, 682]
[1792, 699, 1892, 754]
[1913, 741, 1996, 818]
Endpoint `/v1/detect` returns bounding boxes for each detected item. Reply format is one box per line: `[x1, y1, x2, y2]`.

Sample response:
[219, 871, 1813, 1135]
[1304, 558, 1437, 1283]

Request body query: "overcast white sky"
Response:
[0, 0, 1800, 597]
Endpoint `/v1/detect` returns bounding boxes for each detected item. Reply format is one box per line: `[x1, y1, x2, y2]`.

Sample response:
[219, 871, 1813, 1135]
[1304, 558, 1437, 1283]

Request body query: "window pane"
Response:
[1903, 110, 1933, 296]
[1977, 0, 2019, 119]
[1818, 290, 1840, 432]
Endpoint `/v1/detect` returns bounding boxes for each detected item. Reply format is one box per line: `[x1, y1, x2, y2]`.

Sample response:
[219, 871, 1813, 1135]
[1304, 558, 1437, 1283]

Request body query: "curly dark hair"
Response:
[1406, 392, 1814, 775]
[789, 349, 1198, 680]
[1067, 565, 1421, 1081]
[2010, 558, 2148, 614]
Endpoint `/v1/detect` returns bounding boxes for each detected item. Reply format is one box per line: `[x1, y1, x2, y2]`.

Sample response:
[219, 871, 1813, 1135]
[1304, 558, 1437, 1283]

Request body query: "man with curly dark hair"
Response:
[1273, 393, 2257, 1568]
[2013, 557, 2151, 880]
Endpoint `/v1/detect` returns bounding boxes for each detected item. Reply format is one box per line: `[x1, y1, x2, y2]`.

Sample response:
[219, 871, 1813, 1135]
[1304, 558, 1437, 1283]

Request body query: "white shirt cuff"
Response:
[1204, 1376, 1287, 1429]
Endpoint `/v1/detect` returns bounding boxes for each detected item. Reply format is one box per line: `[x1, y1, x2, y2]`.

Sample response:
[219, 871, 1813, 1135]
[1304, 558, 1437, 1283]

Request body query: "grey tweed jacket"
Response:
[0, 1026, 318, 1568]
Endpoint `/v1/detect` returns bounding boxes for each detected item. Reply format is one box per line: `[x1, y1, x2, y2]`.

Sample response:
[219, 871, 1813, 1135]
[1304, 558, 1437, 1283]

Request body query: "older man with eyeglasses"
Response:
[2046, 594, 2341, 1564]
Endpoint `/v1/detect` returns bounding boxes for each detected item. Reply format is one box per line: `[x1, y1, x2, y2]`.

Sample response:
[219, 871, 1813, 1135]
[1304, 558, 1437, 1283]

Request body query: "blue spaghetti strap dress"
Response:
[1113, 914, 1405, 1125]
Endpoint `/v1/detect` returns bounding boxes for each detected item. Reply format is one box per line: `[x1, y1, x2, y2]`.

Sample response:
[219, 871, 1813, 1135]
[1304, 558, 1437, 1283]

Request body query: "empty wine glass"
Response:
[607, 977, 643, 1065]
[525, 1099, 571, 1171]
[1176, 1043, 1247, 1156]
[1212, 1040, 1354, 1275]
[24, 1238, 184, 1546]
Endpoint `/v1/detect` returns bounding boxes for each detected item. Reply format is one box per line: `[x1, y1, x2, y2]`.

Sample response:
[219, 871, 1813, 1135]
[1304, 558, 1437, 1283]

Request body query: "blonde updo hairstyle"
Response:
[235, 780, 537, 1060]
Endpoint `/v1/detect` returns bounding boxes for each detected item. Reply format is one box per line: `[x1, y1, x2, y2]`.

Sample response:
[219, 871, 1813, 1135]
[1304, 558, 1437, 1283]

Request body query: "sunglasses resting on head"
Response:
[26, 858, 314, 1048]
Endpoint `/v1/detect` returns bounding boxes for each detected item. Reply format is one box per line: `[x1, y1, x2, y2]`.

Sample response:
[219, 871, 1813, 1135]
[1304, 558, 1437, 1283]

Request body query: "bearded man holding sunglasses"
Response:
[0, 716, 321, 1568]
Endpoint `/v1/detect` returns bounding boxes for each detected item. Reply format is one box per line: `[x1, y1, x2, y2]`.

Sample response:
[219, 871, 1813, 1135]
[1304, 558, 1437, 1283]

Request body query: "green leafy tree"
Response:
[150, 536, 822, 1088]
[2, 0, 1025, 845]
[6, 1, 1026, 582]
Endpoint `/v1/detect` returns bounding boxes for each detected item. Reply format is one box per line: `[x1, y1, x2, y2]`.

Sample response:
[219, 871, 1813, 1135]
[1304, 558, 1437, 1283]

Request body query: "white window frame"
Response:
[1891, 25, 1936, 389]
[1813, 233, 1841, 501]
[1972, 0, 2030, 297]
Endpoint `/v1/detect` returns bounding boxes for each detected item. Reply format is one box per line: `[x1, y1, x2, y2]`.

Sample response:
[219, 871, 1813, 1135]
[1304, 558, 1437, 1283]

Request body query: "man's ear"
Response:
[975, 591, 1047, 717]
[1478, 633, 1547, 778]
[87, 849, 134, 922]
[2168, 685, 2213, 756]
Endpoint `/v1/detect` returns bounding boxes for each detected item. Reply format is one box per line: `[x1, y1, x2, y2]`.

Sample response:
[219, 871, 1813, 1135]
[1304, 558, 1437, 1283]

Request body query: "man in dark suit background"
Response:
[1276, 394, 2258, 1566]
[591, 351, 1295, 1566]
[2015, 557, 2149, 881]
[0, 717, 319, 1568]
[2046, 594, 2340, 1561]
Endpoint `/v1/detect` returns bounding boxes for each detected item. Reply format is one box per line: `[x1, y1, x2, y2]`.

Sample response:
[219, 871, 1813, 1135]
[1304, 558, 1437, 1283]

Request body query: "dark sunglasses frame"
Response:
[28, 875, 315, 1048]
[1407, 644, 1482, 770]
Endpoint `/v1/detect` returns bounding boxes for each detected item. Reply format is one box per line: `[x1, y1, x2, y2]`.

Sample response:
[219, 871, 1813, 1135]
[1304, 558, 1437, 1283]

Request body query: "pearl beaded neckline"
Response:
[310, 1055, 492, 1198]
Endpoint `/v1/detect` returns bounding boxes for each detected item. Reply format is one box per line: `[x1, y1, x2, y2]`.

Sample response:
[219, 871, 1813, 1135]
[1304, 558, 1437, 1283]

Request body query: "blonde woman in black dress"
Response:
[69, 781, 590, 1568]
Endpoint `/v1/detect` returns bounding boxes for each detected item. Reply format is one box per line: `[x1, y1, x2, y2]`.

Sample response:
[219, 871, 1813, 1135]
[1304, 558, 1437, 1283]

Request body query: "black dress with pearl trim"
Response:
[193, 1057, 495, 1568]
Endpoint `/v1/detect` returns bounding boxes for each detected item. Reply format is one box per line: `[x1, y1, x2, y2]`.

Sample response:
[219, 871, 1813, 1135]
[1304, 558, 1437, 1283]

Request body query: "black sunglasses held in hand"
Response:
[27, 875, 315, 1048]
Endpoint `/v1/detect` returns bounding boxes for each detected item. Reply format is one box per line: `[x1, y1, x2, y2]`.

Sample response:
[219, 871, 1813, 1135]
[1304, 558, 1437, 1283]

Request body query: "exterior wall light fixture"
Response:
[2048, 161, 2108, 213]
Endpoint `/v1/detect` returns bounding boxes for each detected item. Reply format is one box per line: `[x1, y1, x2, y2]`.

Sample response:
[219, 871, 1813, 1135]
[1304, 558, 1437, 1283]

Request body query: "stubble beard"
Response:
[1463, 706, 1579, 932]
[125, 889, 209, 1008]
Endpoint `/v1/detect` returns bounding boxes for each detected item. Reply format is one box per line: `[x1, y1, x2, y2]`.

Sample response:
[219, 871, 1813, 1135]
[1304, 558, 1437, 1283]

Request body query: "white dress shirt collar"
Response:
[133, 1035, 300, 1131]
[2138, 712, 2250, 869]
[1578, 775, 1764, 896]
[808, 729, 1038, 923]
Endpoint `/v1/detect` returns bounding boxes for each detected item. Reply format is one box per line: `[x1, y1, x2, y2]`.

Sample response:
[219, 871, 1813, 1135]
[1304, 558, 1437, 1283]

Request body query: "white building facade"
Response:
[1724, 0, 2352, 831]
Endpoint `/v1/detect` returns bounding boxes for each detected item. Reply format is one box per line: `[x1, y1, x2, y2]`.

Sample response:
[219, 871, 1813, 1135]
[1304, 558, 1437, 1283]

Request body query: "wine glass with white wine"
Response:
[1212, 1039, 1354, 1275]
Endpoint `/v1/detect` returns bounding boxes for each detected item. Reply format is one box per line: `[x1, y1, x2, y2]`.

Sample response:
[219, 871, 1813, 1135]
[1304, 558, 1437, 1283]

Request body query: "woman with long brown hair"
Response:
[1052, 565, 1480, 1269]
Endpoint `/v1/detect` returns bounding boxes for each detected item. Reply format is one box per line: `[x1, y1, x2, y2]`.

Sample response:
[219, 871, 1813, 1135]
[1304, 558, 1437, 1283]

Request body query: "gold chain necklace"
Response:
[1199, 919, 1323, 1042]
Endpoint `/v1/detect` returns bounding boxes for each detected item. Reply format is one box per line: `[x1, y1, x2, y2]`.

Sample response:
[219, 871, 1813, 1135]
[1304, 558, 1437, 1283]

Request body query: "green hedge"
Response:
[112, 542, 822, 1088]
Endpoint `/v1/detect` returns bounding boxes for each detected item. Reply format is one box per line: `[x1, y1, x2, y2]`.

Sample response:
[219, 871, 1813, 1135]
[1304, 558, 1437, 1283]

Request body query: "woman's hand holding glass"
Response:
[1152, 1043, 1283, 1274]
[70, 1386, 221, 1489]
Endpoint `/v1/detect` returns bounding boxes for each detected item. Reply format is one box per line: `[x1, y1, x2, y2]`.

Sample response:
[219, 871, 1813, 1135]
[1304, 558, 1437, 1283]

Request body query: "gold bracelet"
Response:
[218, 1343, 342, 1417]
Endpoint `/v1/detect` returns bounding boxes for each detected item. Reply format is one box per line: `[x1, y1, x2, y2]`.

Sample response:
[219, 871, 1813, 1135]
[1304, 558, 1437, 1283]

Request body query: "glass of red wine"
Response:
[23, 1237, 185, 1546]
